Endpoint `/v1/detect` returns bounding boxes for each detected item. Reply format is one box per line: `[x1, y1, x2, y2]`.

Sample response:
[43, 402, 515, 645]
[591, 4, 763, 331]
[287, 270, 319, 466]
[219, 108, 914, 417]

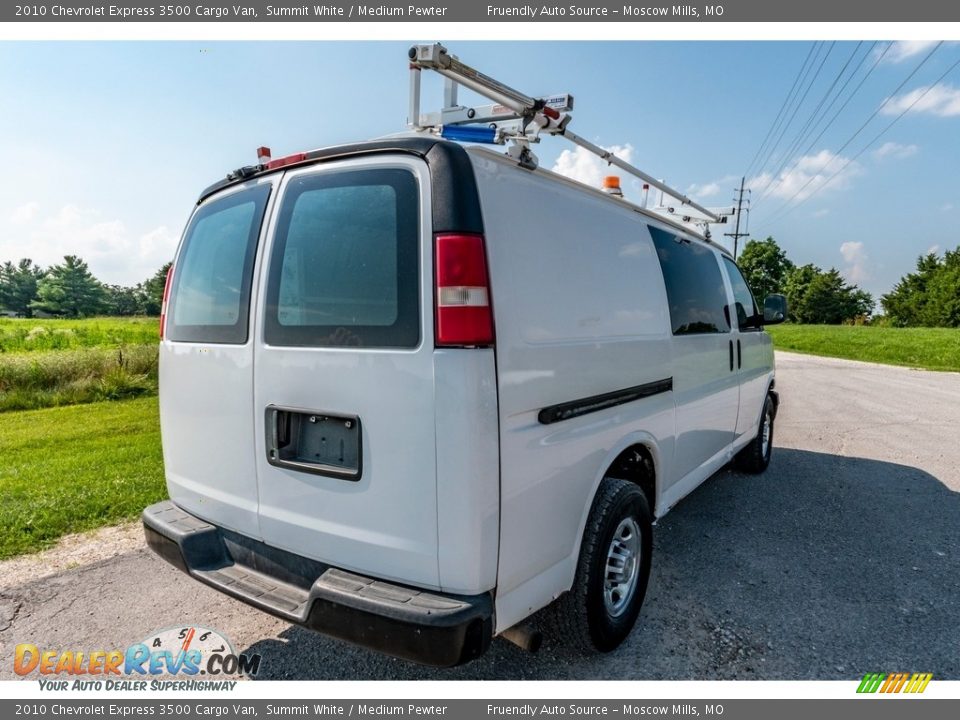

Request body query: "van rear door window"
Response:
[264, 168, 420, 348]
[650, 226, 730, 335]
[167, 184, 271, 344]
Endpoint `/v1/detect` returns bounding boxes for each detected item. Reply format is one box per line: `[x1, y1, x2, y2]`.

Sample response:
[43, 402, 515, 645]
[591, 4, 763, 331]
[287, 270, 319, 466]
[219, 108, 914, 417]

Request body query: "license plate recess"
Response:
[266, 406, 362, 480]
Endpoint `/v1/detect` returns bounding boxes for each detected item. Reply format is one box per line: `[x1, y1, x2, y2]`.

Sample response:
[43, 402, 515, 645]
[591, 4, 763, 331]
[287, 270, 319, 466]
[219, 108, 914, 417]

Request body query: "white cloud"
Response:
[0, 204, 177, 286]
[927, 244, 941, 255]
[812, 209, 830, 218]
[750, 150, 861, 202]
[685, 175, 739, 201]
[687, 181, 720, 198]
[883, 41, 940, 64]
[551, 143, 636, 193]
[881, 83, 960, 118]
[10, 201, 40, 225]
[873, 141, 918, 160]
[941, 203, 955, 212]
[840, 241, 869, 284]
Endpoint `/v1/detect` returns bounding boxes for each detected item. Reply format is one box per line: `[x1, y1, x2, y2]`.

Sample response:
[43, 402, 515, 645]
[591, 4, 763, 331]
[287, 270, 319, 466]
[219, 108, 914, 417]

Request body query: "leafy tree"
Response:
[105, 284, 142, 316]
[803, 269, 873, 323]
[0, 258, 44, 317]
[783, 263, 819, 322]
[137, 261, 172, 316]
[31, 255, 107, 318]
[785, 264, 873, 324]
[882, 248, 960, 327]
[736, 237, 794, 302]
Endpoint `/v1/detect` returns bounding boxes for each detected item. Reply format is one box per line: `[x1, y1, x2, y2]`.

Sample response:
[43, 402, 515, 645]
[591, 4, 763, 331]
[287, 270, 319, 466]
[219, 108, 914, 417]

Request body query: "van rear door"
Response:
[161, 178, 273, 539]
[250, 156, 442, 589]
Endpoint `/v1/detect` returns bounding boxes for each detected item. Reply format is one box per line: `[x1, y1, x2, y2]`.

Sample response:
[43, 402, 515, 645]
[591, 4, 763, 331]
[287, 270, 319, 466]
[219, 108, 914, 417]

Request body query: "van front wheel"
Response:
[549, 477, 652, 653]
[736, 394, 775, 474]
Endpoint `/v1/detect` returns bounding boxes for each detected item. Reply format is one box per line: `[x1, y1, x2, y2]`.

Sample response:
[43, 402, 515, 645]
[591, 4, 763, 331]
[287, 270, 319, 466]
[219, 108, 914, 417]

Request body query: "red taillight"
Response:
[434, 233, 494, 347]
[159, 266, 173, 340]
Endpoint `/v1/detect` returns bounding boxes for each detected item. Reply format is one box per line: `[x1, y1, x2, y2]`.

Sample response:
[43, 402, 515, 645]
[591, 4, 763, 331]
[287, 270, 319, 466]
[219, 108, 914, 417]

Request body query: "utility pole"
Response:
[725, 176, 750, 259]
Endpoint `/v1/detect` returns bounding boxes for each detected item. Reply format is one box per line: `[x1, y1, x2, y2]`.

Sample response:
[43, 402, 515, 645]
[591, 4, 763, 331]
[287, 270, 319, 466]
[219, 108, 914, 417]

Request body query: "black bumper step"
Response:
[142, 500, 493, 667]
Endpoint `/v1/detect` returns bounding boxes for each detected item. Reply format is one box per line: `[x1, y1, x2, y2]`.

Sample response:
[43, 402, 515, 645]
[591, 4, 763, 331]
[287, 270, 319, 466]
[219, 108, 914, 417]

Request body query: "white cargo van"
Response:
[143, 135, 786, 667]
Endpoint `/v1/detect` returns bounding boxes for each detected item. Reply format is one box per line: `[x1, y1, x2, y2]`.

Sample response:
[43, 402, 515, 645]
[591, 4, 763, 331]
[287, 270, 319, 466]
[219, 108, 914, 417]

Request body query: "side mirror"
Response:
[763, 294, 787, 325]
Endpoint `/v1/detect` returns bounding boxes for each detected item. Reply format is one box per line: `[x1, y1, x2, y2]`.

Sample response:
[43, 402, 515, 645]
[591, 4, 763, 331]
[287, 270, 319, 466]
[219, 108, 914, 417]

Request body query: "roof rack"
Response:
[407, 43, 730, 229]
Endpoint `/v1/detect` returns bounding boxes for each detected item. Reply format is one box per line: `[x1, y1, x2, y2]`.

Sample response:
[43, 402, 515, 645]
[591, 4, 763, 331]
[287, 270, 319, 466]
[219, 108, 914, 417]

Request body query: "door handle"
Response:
[729, 340, 734, 371]
[737, 339, 742, 369]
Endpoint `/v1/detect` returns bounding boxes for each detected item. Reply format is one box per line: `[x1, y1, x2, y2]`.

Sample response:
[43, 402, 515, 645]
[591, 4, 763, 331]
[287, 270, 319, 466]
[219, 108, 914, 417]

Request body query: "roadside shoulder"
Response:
[0, 521, 145, 592]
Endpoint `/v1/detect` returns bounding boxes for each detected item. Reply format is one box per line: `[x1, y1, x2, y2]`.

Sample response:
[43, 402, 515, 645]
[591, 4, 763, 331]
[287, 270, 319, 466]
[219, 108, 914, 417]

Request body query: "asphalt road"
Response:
[2, 351, 959, 680]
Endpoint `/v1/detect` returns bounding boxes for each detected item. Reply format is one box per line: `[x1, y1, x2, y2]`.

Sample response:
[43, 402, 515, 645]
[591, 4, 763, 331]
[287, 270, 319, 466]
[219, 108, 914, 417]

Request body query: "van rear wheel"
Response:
[548, 477, 652, 653]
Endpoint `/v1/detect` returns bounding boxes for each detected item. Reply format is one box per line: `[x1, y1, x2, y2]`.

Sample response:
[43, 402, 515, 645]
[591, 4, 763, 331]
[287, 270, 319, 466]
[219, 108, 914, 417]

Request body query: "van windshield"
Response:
[166, 184, 271, 344]
[263, 168, 420, 348]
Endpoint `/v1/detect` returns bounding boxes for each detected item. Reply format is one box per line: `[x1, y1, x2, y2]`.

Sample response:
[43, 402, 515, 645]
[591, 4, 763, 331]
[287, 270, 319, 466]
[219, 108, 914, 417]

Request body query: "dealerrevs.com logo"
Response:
[14, 626, 261, 691]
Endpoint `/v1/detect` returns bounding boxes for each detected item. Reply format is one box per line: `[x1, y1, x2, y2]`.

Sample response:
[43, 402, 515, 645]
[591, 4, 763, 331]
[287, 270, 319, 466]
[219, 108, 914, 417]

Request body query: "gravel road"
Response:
[2, 351, 958, 680]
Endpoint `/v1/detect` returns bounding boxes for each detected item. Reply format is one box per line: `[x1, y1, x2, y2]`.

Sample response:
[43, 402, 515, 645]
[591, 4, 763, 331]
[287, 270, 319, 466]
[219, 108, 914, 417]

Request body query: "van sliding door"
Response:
[650, 228, 739, 486]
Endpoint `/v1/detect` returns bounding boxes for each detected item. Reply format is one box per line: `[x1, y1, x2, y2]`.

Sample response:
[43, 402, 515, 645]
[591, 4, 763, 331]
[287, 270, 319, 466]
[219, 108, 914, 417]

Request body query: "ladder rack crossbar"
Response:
[408, 43, 721, 225]
[561, 129, 720, 222]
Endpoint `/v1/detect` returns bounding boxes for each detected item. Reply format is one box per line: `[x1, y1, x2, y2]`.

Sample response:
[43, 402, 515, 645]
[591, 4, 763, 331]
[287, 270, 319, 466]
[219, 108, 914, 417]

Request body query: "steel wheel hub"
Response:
[603, 516, 642, 617]
[761, 410, 772, 456]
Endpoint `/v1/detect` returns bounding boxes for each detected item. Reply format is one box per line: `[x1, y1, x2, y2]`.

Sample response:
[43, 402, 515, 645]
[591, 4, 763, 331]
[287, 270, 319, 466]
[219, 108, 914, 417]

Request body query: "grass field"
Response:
[767, 324, 960, 372]
[0, 396, 164, 559]
[0, 345, 158, 412]
[0, 317, 158, 412]
[0, 316, 158, 353]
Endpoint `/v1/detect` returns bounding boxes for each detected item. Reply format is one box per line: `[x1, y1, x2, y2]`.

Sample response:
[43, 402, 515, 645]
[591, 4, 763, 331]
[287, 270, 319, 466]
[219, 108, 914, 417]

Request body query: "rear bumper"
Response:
[142, 500, 493, 667]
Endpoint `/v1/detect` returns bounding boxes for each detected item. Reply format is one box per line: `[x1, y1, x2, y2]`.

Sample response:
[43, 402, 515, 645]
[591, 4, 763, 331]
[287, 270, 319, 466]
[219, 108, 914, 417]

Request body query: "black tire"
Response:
[736, 394, 775, 474]
[548, 476, 653, 653]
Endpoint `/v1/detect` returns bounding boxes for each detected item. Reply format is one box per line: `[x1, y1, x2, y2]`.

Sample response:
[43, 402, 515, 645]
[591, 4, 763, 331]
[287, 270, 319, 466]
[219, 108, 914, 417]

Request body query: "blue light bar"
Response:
[440, 125, 498, 144]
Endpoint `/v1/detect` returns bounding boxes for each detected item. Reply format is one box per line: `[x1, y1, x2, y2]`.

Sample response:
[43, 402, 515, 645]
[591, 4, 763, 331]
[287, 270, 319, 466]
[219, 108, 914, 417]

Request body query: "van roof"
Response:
[199, 136, 730, 258]
[471, 146, 732, 258]
[199, 137, 485, 236]
[200, 137, 451, 204]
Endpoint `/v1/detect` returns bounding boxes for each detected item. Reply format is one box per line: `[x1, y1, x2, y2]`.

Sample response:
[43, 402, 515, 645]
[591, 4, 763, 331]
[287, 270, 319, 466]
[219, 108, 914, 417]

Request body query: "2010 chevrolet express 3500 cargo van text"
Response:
[143, 47, 787, 668]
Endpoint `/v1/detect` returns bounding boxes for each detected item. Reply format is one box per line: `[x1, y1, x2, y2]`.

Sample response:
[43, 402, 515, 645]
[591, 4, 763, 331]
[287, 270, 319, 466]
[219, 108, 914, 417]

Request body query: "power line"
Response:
[743, 42, 819, 179]
[749, 42, 826, 181]
[753, 41, 943, 227]
[756, 52, 960, 229]
[751, 42, 889, 213]
[753, 42, 865, 205]
[752, 42, 837, 199]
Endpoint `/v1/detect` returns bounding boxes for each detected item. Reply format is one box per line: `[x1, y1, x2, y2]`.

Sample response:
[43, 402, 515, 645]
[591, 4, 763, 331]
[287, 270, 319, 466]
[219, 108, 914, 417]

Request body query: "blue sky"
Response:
[1, 41, 958, 300]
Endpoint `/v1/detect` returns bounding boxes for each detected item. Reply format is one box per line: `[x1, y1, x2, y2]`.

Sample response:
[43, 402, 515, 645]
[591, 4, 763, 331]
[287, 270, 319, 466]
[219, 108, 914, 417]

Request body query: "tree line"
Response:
[3, 241, 958, 326]
[0, 256, 170, 318]
[737, 237, 960, 327]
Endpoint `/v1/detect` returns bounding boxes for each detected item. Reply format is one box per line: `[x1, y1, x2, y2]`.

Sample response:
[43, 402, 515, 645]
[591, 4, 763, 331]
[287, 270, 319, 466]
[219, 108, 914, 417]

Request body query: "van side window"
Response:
[167, 183, 271, 344]
[264, 168, 420, 348]
[649, 227, 730, 335]
[722, 256, 760, 330]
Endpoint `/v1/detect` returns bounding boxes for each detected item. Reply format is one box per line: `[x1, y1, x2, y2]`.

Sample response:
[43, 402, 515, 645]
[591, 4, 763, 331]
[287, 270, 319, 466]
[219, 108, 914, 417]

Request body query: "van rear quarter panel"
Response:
[469, 149, 676, 630]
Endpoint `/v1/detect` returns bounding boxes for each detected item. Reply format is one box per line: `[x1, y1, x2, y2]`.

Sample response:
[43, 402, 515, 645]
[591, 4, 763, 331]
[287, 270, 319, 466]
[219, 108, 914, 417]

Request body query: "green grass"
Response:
[0, 316, 158, 353]
[767, 324, 960, 372]
[0, 396, 165, 559]
[0, 344, 158, 412]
